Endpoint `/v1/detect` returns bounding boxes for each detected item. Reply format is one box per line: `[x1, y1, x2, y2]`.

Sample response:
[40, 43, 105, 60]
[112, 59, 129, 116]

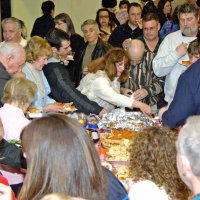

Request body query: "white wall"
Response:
[11, 0, 101, 38]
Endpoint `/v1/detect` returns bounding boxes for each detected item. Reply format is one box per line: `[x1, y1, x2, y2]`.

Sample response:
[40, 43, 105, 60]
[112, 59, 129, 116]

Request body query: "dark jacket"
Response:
[108, 22, 142, 48]
[74, 37, 111, 87]
[0, 63, 11, 107]
[31, 15, 55, 38]
[43, 60, 103, 115]
[67, 34, 85, 84]
[162, 59, 200, 128]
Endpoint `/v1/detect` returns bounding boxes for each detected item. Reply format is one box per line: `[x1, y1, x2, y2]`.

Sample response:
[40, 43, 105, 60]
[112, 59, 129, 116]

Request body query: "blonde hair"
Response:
[41, 193, 87, 200]
[25, 36, 52, 63]
[2, 77, 37, 106]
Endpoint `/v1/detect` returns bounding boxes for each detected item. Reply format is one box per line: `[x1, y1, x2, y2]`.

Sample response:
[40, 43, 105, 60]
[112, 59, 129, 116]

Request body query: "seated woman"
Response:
[0, 77, 36, 195]
[18, 114, 128, 200]
[95, 8, 116, 42]
[128, 126, 190, 200]
[23, 36, 70, 112]
[177, 116, 200, 200]
[77, 48, 151, 114]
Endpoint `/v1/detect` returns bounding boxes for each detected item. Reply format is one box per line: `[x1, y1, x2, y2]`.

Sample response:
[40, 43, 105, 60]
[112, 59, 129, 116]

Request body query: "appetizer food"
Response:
[181, 60, 190, 66]
[54, 102, 77, 111]
[27, 107, 40, 113]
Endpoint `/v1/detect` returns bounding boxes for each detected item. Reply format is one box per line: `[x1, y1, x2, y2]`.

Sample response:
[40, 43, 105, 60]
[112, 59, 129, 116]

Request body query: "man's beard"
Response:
[181, 26, 198, 37]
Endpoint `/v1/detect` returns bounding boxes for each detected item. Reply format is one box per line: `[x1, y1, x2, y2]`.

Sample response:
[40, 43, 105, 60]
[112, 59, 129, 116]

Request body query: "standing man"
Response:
[1, 17, 27, 47]
[122, 39, 164, 112]
[44, 28, 107, 116]
[75, 19, 111, 86]
[138, 12, 162, 54]
[31, 0, 55, 38]
[153, 3, 198, 104]
[0, 42, 26, 106]
[108, 2, 143, 47]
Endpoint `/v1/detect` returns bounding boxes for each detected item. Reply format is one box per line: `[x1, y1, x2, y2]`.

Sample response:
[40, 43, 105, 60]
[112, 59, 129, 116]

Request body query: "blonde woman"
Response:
[23, 36, 69, 112]
[0, 77, 36, 195]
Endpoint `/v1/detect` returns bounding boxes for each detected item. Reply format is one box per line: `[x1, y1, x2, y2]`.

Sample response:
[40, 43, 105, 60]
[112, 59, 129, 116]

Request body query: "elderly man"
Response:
[75, 19, 111, 86]
[138, 12, 162, 54]
[43, 28, 107, 116]
[153, 3, 198, 104]
[122, 39, 164, 112]
[0, 42, 26, 106]
[1, 17, 27, 47]
[177, 116, 200, 199]
[108, 2, 143, 47]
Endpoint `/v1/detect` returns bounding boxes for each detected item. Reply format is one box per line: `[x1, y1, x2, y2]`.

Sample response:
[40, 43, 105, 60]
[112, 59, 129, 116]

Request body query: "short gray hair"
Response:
[2, 17, 22, 30]
[0, 42, 25, 58]
[81, 19, 99, 32]
[178, 3, 199, 19]
[177, 116, 200, 177]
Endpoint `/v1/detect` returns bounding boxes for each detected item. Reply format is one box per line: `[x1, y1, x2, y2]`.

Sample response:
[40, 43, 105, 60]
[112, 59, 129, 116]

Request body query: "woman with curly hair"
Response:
[128, 127, 190, 200]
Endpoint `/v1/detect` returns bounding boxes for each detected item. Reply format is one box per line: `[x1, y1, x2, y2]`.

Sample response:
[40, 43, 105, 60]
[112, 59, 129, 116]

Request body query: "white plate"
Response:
[28, 112, 44, 118]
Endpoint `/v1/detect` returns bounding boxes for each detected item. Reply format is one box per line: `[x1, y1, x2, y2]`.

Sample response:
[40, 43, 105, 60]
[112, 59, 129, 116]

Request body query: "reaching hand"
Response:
[120, 88, 133, 97]
[99, 108, 108, 117]
[132, 101, 151, 115]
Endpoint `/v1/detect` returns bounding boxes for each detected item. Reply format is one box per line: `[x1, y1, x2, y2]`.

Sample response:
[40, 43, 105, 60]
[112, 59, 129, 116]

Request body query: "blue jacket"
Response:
[162, 59, 200, 128]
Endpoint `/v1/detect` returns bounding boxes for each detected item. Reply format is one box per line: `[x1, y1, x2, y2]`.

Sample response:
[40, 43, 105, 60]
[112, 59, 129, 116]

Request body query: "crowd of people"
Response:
[0, 0, 200, 199]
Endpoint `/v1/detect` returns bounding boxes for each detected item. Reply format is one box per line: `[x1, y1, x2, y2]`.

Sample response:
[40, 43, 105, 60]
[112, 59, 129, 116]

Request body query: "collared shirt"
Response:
[123, 51, 164, 106]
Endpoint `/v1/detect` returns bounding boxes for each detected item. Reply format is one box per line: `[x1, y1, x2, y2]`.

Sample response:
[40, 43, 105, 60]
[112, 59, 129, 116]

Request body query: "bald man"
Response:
[121, 39, 164, 112]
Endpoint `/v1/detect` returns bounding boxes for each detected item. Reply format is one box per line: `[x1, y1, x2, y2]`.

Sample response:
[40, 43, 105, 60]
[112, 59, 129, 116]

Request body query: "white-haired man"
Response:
[0, 42, 26, 105]
[1, 17, 27, 47]
[177, 116, 200, 200]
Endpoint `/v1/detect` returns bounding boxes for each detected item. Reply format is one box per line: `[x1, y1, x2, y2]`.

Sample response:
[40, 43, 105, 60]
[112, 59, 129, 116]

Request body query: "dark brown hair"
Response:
[88, 48, 130, 83]
[129, 127, 190, 199]
[19, 114, 106, 200]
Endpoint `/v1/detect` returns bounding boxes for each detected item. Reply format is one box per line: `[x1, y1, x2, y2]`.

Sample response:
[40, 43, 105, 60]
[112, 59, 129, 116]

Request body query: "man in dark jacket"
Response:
[44, 28, 107, 116]
[31, 1, 55, 38]
[74, 19, 111, 86]
[108, 2, 143, 48]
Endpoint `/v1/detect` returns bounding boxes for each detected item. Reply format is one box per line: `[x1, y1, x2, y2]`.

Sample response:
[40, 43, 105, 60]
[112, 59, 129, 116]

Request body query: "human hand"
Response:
[99, 108, 108, 117]
[133, 88, 148, 100]
[122, 38, 132, 50]
[120, 88, 133, 97]
[133, 101, 151, 115]
[0, 183, 13, 200]
[82, 66, 88, 75]
[136, 18, 142, 29]
[158, 106, 168, 120]
[176, 42, 188, 57]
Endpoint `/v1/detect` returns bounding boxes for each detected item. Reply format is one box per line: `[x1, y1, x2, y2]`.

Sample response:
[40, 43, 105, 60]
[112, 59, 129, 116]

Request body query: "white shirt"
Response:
[153, 30, 196, 102]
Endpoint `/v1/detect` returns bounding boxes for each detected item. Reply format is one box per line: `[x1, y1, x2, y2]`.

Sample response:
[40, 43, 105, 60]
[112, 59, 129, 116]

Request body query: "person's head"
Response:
[41, 0, 55, 16]
[45, 28, 72, 59]
[127, 39, 145, 65]
[129, 127, 190, 199]
[25, 36, 52, 71]
[41, 193, 87, 200]
[2, 17, 23, 43]
[177, 116, 200, 192]
[2, 77, 36, 111]
[157, 0, 172, 17]
[102, 0, 117, 11]
[0, 42, 26, 76]
[142, 12, 160, 41]
[119, 0, 130, 10]
[128, 3, 142, 27]
[54, 13, 76, 36]
[96, 8, 111, 28]
[81, 19, 99, 45]
[19, 114, 106, 200]
[178, 3, 199, 37]
[88, 48, 130, 83]
[188, 39, 200, 63]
